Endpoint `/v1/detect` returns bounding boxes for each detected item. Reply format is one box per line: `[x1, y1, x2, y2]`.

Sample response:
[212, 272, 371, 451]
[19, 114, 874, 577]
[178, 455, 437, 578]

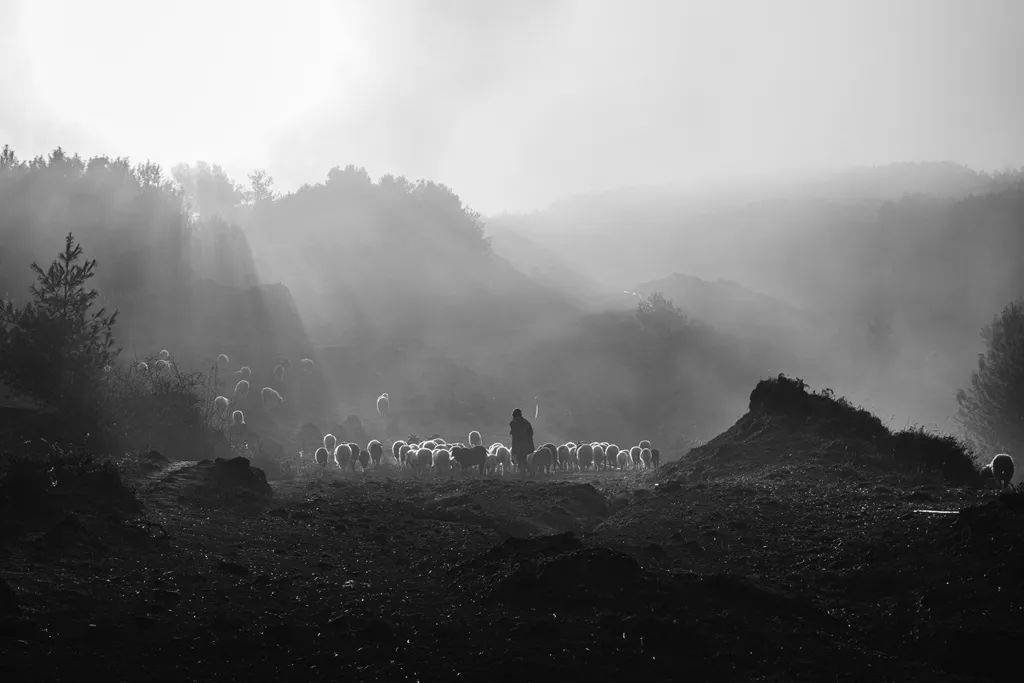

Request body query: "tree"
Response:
[0, 233, 119, 404]
[957, 300, 1024, 457]
[246, 169, 275, 203]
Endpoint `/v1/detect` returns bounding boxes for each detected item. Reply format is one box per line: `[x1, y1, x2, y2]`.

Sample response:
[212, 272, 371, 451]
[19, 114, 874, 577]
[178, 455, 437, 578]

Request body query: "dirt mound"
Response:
[150, 457, 272, 507]
[656, 375, 979, 485]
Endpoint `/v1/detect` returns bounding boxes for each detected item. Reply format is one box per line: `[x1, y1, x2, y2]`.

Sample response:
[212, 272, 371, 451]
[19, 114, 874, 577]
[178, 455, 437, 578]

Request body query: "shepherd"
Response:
[509, 408, 535, 468]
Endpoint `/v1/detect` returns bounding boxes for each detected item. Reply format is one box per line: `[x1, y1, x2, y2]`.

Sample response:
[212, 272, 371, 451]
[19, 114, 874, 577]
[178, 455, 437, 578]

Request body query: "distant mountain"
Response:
[633, 273, 816, 339]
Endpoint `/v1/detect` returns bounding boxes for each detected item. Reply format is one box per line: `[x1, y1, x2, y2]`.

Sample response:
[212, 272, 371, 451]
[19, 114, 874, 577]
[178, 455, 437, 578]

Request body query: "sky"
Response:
[2, 0, 1023, 213]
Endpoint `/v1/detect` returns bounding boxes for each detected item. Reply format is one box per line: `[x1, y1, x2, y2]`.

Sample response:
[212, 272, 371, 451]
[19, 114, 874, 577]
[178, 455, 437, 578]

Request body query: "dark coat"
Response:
[510, 416, 535, 458]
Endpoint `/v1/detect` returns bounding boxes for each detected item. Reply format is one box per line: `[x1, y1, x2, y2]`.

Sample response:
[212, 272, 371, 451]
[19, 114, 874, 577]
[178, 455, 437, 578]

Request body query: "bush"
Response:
[748, 374, 888, 440]
[886, 428, 979, 486]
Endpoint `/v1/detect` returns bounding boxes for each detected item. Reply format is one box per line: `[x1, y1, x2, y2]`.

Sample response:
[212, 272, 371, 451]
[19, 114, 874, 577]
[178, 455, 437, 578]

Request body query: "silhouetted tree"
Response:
[0, 233, 119, 405]
[957, 300, 1024, 457]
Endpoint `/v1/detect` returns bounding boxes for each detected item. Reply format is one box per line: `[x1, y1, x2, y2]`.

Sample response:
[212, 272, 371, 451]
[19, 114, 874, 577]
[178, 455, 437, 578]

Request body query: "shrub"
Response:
[886, 428, 979, 486]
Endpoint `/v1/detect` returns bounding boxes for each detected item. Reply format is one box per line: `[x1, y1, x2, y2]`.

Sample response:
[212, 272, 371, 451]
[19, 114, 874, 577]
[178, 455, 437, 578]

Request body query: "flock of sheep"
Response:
[299, 430, 662, 477]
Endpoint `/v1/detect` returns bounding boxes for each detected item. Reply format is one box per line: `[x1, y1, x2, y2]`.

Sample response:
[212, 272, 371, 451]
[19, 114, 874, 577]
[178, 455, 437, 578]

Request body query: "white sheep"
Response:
[605, 444, 620, 468]
[592, 443, 606, 469]
[216, 353, 230, 366]
[640, 447, 653, 470]
[159, 349, 170, 361]
[639, 439, 652, 450]
[468, 430, 482, 447]
[272, 364, 286, 383]
[213, 395, 230, 417]
[234, 379, 250, 398]
[323, 433, 338, 454]
[629, 445, 642, 467]
[984, 453, 1015, 488]
[231, 410, 245, 426]
[377, 393, 390, 418]
[137, 361, 149, 372]
[299, 358, 315, 373]
[617, 449, 631, 470]
[432, 448, 452, 473]
[368, 439, 384, 466]
[314, 447, 330, 467]
[391, 440, 407, 461]
[261, 386, 284, 408]
[238, 366, 253, 379]
[154, 359, 172, 372]
[334, 444, 351, 469]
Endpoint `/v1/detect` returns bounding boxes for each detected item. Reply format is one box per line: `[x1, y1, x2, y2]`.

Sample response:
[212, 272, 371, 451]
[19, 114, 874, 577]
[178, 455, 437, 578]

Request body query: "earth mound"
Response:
[656, 374, 979, 485]
[149, 457, 272, 507]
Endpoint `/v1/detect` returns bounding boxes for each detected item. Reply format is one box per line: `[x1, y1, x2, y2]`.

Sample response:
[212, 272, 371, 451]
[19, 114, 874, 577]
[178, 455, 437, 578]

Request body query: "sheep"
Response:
[272, 364, 286, 383]
[630, 446, 642, 468]
[984, 453, 1015, 488]
[485, 452, 500, 476]
[299, 358, 315, 373]
[357, 449, 371, 470]
[231, 410, 245, 426]
[137, 361, 149, 372]
[398, 443, 412, 465]
[213, 395, 230, 417]
[415, 447, 433, 471]
[639, 439, 652, 450]
[529, 446, 554, 475]
[432, 449, 452, 474]
[334, 444, 351, 469]
[155, 358, 172, 372]
[261, 386, 284, 408]
[377, 393, 390, 418]
[159, 349, 170, 361]
[347, 443, 361, 471]
[616, 449, 631, 469]
[495, 445, 511, 473]
[234, 379, 250, 398]
[239, 366, 253, 379]
[556, 444, 571, 471]
[314, 447, 330, 467]
[392, 440, 407, 461]
[216, 353, 230, 366]
[451, 445, 487, 474]
[640, 448, 653, 470]
[368, 439, 384, 467]
[592, 444, 606, 469]
[577, 443, 594, 470]
[605, 444, 620, 469]
[324, 433, 338, 454]
[651, 448, 661, 468]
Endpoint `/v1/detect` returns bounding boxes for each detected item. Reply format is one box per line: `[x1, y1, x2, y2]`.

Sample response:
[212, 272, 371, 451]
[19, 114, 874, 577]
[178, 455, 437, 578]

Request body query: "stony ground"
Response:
[1, 459, 1021, 681]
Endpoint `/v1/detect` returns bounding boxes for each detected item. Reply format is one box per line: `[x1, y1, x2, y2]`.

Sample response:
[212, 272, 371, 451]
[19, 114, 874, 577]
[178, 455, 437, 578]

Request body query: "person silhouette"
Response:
[509, 408, 535, 468]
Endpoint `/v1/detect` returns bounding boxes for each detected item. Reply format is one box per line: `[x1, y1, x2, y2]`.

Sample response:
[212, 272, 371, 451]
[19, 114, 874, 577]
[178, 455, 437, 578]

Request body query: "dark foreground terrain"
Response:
[2, 384, 1022, 681]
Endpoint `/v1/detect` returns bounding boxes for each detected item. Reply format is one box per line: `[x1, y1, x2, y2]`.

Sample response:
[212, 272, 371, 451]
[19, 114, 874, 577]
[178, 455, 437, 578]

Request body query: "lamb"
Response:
[368, 439, 384, 466]
[640, 448, 653, 470]
[216, 353, 230, 366]
[376, 393, 390, 418]
[213, 395, 230, 417]
[468, 430, 482, 447]
[984, 453, 1015, 488]
[234, 379, 250, 398]
[451, 445, 487, 474]
[231, 409, 245, 425]
[261, 386, 284, 408]
[314, 447, 330, 467]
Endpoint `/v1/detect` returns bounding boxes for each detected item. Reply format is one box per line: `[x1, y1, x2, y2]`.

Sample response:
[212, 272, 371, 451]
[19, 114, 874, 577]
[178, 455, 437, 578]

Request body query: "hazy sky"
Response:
[2, 0, 1023, 212]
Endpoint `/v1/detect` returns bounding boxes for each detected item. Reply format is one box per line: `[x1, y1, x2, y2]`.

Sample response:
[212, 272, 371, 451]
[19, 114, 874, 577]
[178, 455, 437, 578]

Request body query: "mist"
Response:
[2, 3, 1024, 679]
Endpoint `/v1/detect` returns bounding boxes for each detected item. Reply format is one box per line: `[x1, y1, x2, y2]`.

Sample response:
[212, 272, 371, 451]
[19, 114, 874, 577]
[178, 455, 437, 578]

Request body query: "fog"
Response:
[2, 1, 1023, 455]
[3, 0, 1024, 212]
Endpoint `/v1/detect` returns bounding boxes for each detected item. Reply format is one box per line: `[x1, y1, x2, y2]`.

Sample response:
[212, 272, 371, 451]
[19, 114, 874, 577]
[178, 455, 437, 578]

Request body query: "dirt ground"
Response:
[0, 457, 1021, 681]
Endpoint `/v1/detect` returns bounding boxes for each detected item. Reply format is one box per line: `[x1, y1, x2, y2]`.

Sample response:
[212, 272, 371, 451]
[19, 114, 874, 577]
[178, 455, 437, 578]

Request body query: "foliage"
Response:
[0, 233, 118, 408]
[957, 300, 1024, 458]
[887, 428, 978, 486]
